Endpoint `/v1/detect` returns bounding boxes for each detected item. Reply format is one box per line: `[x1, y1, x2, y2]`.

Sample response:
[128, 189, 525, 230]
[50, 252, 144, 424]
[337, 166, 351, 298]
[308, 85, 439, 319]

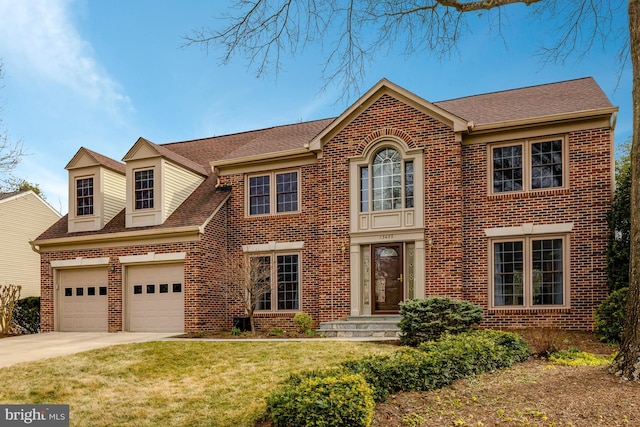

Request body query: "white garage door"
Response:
[58, 268, 108, 332]
[126, 263, 184, 332]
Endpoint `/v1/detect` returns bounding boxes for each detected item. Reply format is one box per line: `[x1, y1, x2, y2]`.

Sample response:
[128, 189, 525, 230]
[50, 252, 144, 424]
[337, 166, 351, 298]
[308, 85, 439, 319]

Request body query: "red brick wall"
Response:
[317, 94, 464, 321]
[218, 163, 322, 331]
[39, 94, 612, 333]
[461, 127, 612, 329]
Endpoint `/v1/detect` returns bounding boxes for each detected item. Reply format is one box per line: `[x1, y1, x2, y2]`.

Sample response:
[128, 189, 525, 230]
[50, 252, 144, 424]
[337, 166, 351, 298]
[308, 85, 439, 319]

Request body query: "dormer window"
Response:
[76, 177, 94, 216]
[134, 169, 154, 209]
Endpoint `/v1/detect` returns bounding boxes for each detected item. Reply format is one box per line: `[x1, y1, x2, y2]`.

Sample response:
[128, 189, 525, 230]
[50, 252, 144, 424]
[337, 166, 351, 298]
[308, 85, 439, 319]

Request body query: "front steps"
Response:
[318, 315, 402, 338]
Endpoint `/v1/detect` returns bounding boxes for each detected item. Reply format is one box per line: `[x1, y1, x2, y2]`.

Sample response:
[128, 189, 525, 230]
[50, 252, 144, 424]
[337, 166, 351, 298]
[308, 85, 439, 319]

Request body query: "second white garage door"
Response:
[126, 263, 184, 332]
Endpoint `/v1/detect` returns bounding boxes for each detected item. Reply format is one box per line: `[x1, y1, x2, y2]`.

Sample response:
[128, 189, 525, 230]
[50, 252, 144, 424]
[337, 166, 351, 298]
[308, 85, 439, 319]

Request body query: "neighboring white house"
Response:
[0, 191, 61, 297]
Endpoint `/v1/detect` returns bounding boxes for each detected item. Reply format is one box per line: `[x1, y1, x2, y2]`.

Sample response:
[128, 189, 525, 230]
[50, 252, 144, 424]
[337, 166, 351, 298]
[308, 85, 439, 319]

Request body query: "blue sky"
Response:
[0, 0, 631, 214]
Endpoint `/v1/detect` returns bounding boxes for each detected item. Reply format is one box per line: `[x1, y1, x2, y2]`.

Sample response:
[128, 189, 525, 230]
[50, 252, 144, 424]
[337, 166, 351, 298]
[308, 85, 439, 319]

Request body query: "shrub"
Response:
[594, 287, 627, 344]
[398, 297, 483, 346]
[549, 348, 615, 366]
[520, 328, 564, 357]
[267, 373, 374, 427]
[293, 311, 314, 333]
[11, 297, 40, 334]
[344, 329, 529, 402]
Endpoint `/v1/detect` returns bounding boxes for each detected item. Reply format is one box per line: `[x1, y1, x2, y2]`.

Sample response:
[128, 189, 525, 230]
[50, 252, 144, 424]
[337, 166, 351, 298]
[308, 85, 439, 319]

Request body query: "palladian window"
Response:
[360, 148, 414, 212]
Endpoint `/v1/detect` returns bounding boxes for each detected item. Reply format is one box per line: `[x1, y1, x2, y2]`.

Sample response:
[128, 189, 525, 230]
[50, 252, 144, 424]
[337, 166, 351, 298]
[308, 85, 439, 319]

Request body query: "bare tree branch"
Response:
[223, 253, 272, 333]
[0, 60, 26, 188]
[184, 0, 629, 100]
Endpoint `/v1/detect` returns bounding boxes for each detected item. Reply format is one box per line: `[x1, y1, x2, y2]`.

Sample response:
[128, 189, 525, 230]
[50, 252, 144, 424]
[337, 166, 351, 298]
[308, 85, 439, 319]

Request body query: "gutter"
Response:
[211, 147, 313, 170]
[32, 225, 203, 250]
[467, 107, 619, 133]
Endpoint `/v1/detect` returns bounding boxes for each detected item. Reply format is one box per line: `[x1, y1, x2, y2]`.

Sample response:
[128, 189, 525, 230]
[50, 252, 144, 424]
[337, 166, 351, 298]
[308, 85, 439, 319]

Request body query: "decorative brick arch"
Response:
[356, 128, 415, 156]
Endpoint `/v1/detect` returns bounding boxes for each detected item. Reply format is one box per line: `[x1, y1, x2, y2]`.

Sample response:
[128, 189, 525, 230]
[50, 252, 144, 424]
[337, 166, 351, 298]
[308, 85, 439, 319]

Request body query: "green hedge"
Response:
[343, 329, 529, 402]
[398, 297, 483, 346]
[594, 287, 627, 344]
[266, 373, 375, 427]
[267, 329, 531, 426]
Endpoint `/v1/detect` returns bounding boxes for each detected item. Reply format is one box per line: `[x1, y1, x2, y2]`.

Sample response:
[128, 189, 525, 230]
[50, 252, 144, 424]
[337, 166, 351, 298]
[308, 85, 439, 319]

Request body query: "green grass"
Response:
[0, 340, 396, 427]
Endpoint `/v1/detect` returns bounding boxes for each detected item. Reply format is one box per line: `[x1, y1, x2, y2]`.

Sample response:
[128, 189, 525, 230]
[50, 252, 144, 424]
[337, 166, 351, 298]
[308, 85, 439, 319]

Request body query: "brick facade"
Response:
[37, 78, 614, 332]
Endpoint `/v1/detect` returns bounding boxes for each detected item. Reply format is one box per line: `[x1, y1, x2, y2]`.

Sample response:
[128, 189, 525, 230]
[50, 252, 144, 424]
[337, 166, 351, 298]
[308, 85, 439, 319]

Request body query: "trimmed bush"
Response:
[594, 287, 627, 344]
[267, 373, 374, 427]
[293, 311, 314, 333]
[11, 297, 40, 334]
[344, 329, 529, 402]
[398, 297, 483, 346]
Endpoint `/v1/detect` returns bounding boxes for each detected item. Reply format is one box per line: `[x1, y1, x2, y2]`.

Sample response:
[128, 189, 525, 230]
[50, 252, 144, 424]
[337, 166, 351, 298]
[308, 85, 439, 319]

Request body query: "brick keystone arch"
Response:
[357, 128, 415, 156]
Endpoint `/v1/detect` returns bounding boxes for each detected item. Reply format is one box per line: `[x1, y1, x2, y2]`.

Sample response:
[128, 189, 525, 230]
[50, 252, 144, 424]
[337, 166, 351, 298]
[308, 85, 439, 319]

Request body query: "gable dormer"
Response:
[66, 148, 126, 233]
[122, 137, 208, 228]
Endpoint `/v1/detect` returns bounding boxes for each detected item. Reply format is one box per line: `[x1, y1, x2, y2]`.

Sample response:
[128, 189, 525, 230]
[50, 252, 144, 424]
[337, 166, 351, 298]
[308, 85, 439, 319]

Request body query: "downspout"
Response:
[29, 240, 41, 254]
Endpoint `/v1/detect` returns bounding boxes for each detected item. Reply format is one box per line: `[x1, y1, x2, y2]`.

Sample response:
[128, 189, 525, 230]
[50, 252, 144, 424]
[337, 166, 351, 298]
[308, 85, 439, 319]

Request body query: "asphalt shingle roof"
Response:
[38, 77, 614, 242]
[434, 77, 613, 126]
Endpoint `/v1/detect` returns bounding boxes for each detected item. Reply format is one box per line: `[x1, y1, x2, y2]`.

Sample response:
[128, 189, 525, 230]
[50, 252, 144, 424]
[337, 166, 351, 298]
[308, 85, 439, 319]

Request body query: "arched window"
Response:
[360, 147, 414, 212]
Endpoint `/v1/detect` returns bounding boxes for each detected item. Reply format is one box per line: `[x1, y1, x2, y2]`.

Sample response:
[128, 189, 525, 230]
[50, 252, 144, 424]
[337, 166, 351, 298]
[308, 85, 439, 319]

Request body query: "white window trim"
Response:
[349, 139, 425, 233]
[133, 167, 156, 211]
[247, 250, 302, 313]
[484, 223, 573, 237]
[245, 168, 301, 217]
[75, 175, 95, 217]
[488, 135, 568, 196]
[488, 233, 570, 310]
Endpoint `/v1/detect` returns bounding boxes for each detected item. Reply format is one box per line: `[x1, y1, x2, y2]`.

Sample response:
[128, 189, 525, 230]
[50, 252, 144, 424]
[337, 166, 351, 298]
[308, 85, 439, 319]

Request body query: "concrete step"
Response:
[318, 316, 401, 338]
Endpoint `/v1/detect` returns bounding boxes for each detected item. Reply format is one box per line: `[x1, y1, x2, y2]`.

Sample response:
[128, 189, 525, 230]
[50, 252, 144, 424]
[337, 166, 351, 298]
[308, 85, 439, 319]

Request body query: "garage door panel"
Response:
[127, 264, 184, 332]
[58, 269, 108, 332]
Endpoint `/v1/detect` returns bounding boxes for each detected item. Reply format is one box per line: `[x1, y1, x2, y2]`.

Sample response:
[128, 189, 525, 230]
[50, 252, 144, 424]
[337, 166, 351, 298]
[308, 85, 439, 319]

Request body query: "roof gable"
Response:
[65, 147, 126, 174]
[123, 137, 209, 177]
[0, 190, 61, 217]
[309, 78, 468, 151]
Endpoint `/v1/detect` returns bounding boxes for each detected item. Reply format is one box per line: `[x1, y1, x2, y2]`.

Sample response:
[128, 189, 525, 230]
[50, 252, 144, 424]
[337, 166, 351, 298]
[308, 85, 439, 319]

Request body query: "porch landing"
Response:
[318, 315, 401, 338]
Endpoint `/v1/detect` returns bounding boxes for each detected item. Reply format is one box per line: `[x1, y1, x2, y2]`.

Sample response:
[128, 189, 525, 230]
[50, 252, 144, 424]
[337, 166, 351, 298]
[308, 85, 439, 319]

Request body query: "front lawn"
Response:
[0, 340, 396, 427]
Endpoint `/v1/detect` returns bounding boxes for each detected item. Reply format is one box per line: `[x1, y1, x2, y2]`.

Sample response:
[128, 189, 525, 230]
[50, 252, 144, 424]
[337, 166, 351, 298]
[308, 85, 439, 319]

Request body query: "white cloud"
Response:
[0, 0, 133, 114]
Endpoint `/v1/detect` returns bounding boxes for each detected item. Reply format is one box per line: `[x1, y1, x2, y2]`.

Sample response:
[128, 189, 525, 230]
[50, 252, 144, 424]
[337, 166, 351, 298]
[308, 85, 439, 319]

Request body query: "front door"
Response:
[372, 243, 404, 314]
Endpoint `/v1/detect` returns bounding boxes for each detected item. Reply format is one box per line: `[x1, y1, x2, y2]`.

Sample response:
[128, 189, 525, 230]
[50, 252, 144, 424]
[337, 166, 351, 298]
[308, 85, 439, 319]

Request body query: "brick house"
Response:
[33, 77, 616, 333]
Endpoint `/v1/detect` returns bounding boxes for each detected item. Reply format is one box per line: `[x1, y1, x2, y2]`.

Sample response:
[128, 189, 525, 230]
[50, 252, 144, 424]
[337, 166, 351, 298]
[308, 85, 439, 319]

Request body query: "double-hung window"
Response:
[254, 253, 300, 311]
[491, 137, 566, 194]
[360, 147, 414, 212]
[491, 236, 567, 308]
[76, 177, 94, 216]
[134, 169, 154, 209]
[247, 170, 299, 216]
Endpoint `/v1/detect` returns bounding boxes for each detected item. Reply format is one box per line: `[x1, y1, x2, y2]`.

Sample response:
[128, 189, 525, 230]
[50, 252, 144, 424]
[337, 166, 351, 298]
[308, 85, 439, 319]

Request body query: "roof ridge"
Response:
[434, 77, 594, 104]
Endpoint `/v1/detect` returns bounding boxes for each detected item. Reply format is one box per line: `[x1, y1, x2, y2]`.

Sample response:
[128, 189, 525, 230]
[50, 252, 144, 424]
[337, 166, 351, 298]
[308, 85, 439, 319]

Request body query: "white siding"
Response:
[162, 161, 205, 221]
[0, 193, 61, 297]
[102, 168, 126, 224]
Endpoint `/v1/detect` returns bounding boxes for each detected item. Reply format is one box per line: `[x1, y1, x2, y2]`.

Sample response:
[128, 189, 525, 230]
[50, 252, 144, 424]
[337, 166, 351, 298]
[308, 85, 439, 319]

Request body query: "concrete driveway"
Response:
[0, 332, 176, 368]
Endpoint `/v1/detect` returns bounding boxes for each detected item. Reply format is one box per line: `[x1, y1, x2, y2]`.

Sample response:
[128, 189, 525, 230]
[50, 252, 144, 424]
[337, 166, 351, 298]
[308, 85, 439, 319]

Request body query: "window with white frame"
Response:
[491, 236, 567, 308]
[134, 169, 154, 209]
[254, 253, 300, 311]
[491, 137, 566, 194]
[247, 170, 299, 216]
[76, 177, 94, 216]
[360, 147, 414, 212]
